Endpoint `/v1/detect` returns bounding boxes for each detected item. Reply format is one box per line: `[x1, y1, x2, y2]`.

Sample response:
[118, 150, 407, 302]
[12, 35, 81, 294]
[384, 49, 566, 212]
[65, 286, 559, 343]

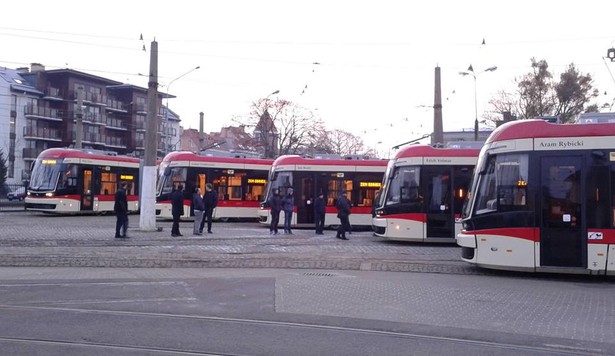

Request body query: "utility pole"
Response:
[75, 85, 84, 149]
[140, 40, 159, 231]
[432, 66, 444, 146]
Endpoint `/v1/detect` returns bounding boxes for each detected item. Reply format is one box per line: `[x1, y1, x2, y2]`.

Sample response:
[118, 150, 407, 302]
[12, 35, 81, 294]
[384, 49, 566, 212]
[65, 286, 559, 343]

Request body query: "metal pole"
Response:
[473, 74, 479, 141]
[75, 85, 84, 149]
[140, 40, 159, 231]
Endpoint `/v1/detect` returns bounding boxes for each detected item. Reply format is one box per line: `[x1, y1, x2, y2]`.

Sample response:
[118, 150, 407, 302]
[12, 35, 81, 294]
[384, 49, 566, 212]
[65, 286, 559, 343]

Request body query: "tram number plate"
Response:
[588, 232, 603, 240]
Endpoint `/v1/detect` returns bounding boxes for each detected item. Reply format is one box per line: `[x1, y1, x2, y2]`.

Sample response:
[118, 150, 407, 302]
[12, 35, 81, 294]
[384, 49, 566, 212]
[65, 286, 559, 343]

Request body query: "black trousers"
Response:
[200, 208, 214, 232]
[337, 215, 350, 237]
[115, 213, 128, 236]
[270, 210, 280, 232]
[315, 213, 325, 234]
[172, 214, 181, 235]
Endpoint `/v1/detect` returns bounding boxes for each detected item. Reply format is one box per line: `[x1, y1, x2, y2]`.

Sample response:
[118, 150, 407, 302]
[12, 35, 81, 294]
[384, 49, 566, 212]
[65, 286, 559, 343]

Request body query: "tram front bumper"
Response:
[456, 231, 477, 261]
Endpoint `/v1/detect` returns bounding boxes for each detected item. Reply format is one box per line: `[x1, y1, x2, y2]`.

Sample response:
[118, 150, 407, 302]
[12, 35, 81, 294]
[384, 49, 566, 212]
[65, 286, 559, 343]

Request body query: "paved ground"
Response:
[0, 211, 475, 274]
[1, 212, 615, 354]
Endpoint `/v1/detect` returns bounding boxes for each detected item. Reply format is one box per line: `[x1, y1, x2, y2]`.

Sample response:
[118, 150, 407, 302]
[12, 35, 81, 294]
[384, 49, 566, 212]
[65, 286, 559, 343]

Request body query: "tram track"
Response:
[0, 304, 606, 355]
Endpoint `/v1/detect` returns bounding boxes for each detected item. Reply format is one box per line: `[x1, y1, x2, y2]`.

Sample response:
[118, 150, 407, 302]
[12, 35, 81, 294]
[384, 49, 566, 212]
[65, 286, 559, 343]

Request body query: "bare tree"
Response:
[240, 97, 325, 158]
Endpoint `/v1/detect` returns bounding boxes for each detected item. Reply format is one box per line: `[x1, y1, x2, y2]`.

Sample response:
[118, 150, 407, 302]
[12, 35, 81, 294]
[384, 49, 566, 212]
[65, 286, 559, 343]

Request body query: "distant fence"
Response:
[0, 183, 27, 211]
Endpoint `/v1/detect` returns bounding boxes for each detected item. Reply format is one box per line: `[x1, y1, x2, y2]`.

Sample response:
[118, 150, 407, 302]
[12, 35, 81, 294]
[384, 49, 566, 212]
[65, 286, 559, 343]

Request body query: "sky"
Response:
[2, 0, 615, 158]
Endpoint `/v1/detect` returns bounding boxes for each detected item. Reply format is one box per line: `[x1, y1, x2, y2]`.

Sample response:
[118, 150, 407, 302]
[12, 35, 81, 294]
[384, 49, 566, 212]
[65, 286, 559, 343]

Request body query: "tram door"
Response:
[425, 167, 453, 238]
[540, 156, 585, 267]
[296, 173, 314, 224]
[81, 168, 94, 211]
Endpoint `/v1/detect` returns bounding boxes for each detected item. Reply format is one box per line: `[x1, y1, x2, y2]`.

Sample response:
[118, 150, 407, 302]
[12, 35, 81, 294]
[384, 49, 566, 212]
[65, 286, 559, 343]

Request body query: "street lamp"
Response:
[165, 66, 200, 113]
[162, 66, 200, 154]
[459, 65, 497, 141]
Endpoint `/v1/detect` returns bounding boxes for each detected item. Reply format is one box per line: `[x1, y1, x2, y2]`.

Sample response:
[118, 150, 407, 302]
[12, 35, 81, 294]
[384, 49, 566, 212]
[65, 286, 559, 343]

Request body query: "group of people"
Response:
[268, 189, 352, 240]
[266, 188, 296, 235]
[113, 181, 218, 238]
[115, 181, 354, 240]
[166, 183, 219, 237]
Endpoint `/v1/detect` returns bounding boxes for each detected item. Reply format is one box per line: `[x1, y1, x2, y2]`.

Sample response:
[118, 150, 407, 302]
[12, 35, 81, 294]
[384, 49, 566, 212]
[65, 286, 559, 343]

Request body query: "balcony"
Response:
[23, 126, 63, 142]
[135, 139, 145, 149]
[106, 99, 127, 112]
[22, 147, 42, 160]
[105, 136, 127, 148]
[73, 112, 106, 125]
[106, 117, 128, 131]
[84, 92, 107, 106]
[43, 87, 63, 100]
[135, 103, 147, 113]
[24, 105, 64, 122]
[136, 121, 146, 131]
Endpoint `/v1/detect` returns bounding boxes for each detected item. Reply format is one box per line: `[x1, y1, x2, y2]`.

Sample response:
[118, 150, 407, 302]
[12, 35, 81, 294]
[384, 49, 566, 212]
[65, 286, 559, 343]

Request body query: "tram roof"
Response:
[487, 119, 615, 143]
[272, 155, 388, 168]
[162, 151, 273, 165]
[36, 148, 140, 164]
[393, 144, 480, 159]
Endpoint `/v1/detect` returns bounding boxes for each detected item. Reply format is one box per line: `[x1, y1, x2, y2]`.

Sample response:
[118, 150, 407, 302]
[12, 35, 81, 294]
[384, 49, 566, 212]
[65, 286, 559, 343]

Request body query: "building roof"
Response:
[0, 68, 43, 96]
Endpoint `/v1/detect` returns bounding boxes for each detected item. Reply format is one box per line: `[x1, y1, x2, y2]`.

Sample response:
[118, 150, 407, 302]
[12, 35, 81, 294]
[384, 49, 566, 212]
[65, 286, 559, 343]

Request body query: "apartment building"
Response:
[0, 63, 180, 184]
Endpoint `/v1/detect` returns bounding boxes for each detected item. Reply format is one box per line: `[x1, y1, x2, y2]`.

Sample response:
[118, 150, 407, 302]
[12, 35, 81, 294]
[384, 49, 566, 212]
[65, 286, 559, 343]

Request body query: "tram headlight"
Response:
[45, 192, 54, 197]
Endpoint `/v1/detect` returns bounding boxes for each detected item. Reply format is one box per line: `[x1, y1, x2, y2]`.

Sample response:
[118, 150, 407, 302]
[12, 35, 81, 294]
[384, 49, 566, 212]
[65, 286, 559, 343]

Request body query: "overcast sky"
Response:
[2, 0, 615, 157]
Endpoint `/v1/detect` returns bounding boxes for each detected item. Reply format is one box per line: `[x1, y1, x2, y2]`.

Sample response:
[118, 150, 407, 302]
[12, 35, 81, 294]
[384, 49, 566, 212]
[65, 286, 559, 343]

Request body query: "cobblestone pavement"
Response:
[0, 211, 480, 274]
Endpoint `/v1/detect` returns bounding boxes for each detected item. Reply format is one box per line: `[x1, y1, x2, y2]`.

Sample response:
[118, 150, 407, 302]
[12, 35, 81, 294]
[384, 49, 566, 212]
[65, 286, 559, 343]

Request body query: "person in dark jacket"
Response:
[314, 192, 326, 235]
[192, 187, 205, 236]
[282, 188, 295, 234]
[170, 184, 184, 237]
[114, 181, 129, 238]
[335, 191, 351, 240]
[200, 183, 218, 234]
[268, 189, 282, 235]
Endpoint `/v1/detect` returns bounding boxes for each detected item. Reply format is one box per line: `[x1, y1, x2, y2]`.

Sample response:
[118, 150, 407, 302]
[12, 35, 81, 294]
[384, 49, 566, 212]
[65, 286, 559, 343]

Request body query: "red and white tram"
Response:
[26, 148, 140, 213]
[258, 155, 387, 228]
[458, 119, 615, 274]
[156, 151, 273, 220]
[373, 145, 479, 242]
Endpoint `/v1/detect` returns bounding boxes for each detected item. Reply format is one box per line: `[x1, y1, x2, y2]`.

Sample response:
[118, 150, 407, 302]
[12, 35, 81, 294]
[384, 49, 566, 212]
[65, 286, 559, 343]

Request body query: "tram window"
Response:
[161, 167, 187, 194]
[475, 154, 528, 215]
[227, 174, 243, 200]
[428, 174, 450, 212]
[100, 172, 117, 195]
[59, 165, 78, 188]
[386, 167, 419, 205]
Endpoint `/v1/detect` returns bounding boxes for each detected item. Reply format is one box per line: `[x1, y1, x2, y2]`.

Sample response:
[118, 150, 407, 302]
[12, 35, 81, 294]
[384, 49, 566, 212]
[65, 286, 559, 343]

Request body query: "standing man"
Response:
[335, 191, 351, 240]
[268, 189, 282, 235]
[282, 188, 295, 234]
[171, 184, 184, 237]
[200, 183, 218, 234]
[114, 181, 129, 238]
[314, 192, 326, 235]
[192, 187, 205, 236]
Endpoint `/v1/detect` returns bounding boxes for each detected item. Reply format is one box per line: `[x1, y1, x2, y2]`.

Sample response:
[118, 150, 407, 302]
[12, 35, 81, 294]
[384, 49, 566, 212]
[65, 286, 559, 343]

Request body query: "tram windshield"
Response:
[263, 170, 293, 201]
[384, 166, 421, 206]
[158, 166, 187, 195]
[29, 158, 66, 191]
[470, 153, 529, 216]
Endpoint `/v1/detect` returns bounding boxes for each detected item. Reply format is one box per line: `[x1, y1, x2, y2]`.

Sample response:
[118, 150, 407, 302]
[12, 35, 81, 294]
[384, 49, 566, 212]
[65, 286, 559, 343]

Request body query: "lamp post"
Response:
[459, 65, 497, 141]
[162, 66, 200, 154]
[165, 66, 200, 114]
